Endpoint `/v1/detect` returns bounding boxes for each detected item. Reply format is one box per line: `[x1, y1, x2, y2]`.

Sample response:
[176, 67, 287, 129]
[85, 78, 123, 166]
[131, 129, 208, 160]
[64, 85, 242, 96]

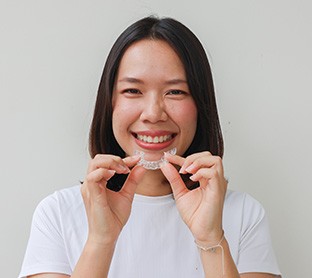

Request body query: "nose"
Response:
[140, 94, 168, 123]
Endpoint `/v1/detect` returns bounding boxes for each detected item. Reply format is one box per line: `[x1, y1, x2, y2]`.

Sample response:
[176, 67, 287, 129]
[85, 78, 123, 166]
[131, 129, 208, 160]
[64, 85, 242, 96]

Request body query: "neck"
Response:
[135, 169, 172, 196]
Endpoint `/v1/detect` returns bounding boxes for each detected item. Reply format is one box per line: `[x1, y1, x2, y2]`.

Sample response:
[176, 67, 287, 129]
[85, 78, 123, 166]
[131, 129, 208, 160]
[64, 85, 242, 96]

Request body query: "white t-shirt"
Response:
[19, 185, 281, 277]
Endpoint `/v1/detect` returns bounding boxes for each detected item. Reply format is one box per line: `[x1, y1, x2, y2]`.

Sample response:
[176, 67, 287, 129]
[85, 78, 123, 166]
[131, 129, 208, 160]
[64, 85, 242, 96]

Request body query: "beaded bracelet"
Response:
[194, 231, 225, 276]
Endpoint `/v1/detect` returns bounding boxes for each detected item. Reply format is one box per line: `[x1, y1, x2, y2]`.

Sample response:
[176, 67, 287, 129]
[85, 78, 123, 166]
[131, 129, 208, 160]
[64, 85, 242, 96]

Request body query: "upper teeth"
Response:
[137, 134, 172, 143]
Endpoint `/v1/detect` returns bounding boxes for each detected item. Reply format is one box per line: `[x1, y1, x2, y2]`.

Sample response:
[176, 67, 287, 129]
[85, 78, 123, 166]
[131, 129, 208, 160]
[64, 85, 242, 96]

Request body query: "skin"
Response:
[28, 40, 279, 278]
[112, 39, 197, 196]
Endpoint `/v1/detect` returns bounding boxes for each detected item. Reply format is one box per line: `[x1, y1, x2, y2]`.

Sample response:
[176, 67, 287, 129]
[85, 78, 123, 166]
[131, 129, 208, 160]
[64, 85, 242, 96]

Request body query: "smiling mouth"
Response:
[134, 133, 176, 144]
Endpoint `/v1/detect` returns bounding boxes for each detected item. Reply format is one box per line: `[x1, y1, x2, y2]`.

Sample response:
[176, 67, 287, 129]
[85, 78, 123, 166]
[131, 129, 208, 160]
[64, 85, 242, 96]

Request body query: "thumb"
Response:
[160, 162, 189, 200]
[121, 165, 146, 197]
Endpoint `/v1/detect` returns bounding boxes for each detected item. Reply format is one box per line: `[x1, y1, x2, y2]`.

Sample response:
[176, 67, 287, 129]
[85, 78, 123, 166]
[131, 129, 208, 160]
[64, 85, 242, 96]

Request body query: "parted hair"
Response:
[89, 16, 224, 159]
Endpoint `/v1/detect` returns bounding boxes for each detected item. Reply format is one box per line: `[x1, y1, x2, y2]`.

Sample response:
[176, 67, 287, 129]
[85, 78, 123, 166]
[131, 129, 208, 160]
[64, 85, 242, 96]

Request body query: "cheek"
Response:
[112, 104, 127, 133]
[112, 101, 139, 133]
[185, 109, 198, 139]
[112, 110, 122, 134]
[171, 101, 197, 129]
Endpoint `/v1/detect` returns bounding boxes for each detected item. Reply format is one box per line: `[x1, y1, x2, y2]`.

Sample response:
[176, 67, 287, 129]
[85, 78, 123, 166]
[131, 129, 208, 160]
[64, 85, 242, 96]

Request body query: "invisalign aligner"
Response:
[134, 148, 177, 170]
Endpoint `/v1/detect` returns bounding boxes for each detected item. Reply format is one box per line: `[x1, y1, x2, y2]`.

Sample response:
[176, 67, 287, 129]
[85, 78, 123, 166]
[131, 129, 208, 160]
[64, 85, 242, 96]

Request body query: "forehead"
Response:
[117, 39, 186, 79]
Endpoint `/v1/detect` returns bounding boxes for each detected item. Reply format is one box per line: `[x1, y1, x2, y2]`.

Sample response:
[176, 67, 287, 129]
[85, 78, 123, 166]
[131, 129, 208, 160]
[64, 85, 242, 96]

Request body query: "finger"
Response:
[81, 172, 109, 208]
[121, 165, 147, 197]
[88, 155, 130, 174]
[123, 155, 141, 168]
[86, 168, 116, 184]
[179, 151, 213, 174]
[189, 168, 228, 195]
[184, 156, 223, 175]
[160, 162, 189, 200]
[82, 168, 116, 200]
[164, 153, 185, 167]
[189, 168, 219, 182]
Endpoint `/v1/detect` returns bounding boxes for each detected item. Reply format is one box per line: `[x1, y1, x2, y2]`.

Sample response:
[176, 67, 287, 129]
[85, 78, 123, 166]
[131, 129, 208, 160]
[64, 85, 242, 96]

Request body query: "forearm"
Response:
[199, 237, 240, 278]
[71, 239, 116, 278]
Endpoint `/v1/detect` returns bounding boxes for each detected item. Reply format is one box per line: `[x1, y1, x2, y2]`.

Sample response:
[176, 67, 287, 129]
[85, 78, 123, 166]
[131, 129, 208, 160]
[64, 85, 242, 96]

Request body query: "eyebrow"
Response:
[118, 77, 188, 85]
[118, 77, 144, 84]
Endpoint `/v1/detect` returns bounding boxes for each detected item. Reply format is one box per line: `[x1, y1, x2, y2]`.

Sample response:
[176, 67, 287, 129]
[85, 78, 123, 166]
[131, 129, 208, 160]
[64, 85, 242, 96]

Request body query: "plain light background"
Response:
[1, 1, 311, 277]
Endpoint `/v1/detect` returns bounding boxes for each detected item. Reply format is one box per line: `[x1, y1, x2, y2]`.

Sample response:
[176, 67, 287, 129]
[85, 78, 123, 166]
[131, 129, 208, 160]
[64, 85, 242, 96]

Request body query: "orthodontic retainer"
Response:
[134, 148, 177, 170]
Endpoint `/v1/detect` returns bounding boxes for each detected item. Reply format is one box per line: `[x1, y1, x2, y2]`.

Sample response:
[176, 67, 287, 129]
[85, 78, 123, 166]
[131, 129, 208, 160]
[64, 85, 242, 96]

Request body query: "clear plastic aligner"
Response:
[134, 148, 177, 170]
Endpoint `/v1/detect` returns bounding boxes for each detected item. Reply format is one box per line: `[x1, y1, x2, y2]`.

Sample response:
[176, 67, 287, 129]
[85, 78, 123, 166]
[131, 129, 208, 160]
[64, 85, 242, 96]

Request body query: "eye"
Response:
[124, 88, 141, 94]
[167, 90, 187, 95]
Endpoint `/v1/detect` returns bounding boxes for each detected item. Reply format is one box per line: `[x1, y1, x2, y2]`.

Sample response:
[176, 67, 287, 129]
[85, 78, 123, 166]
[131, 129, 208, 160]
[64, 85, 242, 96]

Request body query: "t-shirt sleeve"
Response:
[18, 194, 71, 278]
[236, 194, 281, 276]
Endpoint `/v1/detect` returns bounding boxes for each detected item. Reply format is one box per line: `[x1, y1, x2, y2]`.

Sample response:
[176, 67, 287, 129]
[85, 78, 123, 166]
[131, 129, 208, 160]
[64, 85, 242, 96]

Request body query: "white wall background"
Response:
[1, 1, 311, 277]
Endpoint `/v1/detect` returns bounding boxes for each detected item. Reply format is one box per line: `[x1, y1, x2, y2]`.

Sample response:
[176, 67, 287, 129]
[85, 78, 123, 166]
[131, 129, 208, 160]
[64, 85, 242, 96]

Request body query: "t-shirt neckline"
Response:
[133, 193, 174, 204]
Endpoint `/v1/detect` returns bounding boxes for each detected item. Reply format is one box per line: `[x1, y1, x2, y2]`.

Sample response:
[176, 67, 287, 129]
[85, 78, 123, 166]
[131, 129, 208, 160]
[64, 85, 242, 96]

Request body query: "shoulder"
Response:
[37, 184, 82, 207]
[33, 185, 83, 224]
[224, 190, 264, 214]
[224, 190, 266, 230]
[224, 191, 281, 274]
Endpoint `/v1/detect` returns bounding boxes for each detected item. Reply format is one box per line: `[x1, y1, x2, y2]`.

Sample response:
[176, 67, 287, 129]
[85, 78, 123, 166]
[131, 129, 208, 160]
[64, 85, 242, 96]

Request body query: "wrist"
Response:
[195, 231, 227, 276]
[194, 229, 224, 246]
[86, 234, 118, 249]
[195, 230, 225, 251]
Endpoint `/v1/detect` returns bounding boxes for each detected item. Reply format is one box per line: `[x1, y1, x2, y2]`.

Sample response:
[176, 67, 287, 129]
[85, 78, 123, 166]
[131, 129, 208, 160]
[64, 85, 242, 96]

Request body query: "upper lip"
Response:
[132, 130, 176, 137]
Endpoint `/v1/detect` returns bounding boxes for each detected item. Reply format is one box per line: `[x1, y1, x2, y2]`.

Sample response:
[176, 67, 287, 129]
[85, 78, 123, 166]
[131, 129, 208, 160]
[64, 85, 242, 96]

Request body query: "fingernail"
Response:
[107, 170, 116, 177]
[159, 160, 168, 168]
[185, 164, 195, 173]
[179, 166, 186, 174]
[132, 154, 142, 160]
[118, 164, 130, 173]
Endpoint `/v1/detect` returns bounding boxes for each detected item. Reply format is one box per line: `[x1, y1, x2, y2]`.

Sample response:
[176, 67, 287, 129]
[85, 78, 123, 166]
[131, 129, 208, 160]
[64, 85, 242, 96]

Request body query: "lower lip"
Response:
[134, 136, 175, 151]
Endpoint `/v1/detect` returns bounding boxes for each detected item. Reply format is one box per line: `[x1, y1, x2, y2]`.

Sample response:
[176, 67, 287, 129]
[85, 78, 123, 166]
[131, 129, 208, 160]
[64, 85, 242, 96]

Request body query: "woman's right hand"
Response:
[81, 154, 146, 246]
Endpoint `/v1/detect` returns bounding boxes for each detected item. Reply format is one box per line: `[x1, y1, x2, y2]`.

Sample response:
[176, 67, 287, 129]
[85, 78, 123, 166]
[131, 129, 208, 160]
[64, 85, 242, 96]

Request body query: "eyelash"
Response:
[123, 89, 187, 96]
[166, 90, 187, 95]
[124, 89, 141, 94]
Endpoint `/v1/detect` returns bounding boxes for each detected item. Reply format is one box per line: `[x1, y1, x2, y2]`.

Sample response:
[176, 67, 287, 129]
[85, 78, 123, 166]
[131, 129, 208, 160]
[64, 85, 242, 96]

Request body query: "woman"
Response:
[19, 16, 281, 277]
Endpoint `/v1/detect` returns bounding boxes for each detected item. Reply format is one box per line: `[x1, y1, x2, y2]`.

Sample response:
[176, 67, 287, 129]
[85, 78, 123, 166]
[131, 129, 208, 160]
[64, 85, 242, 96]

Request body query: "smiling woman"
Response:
[112, 39, 197, 164]
[18, 16, 282, 278]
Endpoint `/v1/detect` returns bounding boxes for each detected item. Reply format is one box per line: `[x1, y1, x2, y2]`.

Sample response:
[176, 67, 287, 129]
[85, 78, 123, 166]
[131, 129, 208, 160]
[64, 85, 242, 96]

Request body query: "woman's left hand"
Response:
[160, 151, 228, 244]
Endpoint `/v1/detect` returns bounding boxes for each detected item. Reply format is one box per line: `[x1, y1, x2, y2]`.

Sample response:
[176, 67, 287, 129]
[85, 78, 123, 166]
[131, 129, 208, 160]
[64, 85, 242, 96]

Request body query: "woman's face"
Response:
[112, 39, 197, 160]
